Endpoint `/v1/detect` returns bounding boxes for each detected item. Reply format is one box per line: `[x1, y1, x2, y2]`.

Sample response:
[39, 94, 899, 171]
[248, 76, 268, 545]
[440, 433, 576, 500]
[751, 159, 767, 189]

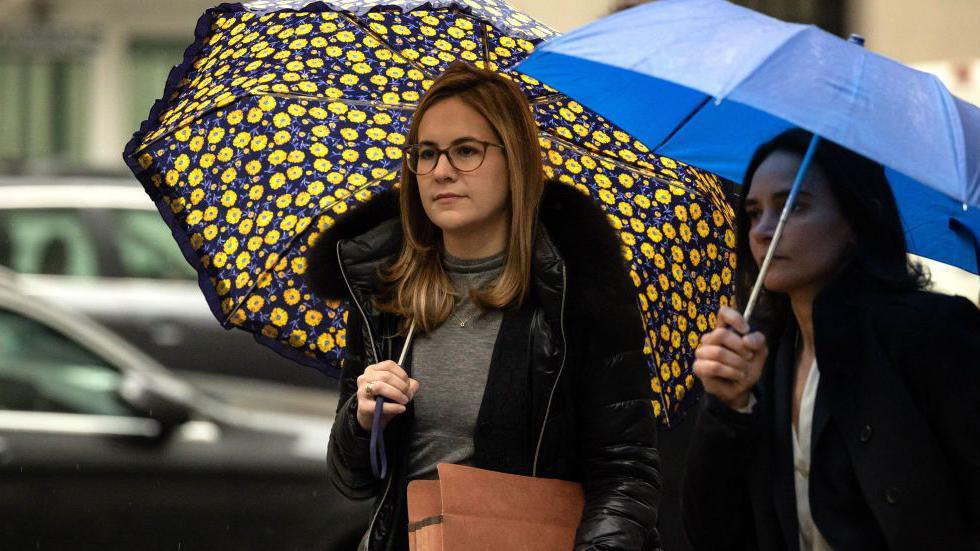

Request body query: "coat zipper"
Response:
[336, 241, 391, 550]
[532, 265, 568, 477]
[364, 473, 394, 551]
[336, 241, 380, 364]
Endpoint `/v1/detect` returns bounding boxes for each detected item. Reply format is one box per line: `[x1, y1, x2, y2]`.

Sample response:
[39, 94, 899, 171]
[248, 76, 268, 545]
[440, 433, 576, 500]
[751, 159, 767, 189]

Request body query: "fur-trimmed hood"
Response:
[305, 179, 637, 322]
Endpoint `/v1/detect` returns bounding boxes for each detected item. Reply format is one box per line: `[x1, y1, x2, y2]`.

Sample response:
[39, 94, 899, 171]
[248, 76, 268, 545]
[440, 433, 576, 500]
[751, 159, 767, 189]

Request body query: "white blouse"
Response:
[791, 359, 833, 551]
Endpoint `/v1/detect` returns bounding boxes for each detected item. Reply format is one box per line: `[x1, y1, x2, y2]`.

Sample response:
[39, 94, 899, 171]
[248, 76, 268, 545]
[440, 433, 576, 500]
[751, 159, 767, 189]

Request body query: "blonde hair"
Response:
[376, 62, 544, 334]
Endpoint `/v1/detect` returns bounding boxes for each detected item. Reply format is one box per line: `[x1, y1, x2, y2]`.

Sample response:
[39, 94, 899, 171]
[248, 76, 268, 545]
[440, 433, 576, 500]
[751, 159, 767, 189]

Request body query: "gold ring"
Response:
[365, 381, 376, 398]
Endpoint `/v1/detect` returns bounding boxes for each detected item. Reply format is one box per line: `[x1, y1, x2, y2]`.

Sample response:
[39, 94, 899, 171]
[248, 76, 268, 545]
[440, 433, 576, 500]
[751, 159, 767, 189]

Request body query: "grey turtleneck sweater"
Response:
[405, 251, 506, 480]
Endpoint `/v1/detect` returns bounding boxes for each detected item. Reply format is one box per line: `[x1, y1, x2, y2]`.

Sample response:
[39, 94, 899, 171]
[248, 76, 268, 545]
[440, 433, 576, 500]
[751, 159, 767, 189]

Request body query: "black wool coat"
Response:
[681, 275, 980, 551]
[306, 180, 663, 551]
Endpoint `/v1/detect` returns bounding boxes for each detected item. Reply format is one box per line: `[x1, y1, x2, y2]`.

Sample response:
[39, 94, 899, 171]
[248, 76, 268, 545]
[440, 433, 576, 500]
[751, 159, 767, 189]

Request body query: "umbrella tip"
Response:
[848, 33, 866, 47]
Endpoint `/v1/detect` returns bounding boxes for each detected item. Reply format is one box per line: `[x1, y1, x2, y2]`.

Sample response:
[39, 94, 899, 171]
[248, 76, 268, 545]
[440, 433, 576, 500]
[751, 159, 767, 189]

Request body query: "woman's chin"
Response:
[428, 206, 508, 238]
[762, 272, 798, 295]
[430, 213, 477, 234]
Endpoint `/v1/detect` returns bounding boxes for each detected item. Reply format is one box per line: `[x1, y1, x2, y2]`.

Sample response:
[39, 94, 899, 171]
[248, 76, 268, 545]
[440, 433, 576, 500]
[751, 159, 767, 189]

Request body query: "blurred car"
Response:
[0, 175, 332, 389]
[0, 277, 369, 550]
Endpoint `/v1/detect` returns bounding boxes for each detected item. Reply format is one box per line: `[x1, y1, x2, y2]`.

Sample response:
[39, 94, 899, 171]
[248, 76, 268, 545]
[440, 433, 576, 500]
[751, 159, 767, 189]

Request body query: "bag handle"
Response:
[371, 319, 416, 480]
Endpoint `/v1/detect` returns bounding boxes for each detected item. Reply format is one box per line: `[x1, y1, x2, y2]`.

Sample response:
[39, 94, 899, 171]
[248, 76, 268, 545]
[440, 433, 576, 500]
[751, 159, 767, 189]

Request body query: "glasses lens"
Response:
[410, 146, 439, 174]
[449, 141, 487, 172]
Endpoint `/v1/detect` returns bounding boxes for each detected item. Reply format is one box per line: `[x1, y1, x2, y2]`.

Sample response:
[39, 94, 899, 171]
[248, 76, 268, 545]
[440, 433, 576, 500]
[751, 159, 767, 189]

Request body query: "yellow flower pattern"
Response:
[125, 0, 735, 425]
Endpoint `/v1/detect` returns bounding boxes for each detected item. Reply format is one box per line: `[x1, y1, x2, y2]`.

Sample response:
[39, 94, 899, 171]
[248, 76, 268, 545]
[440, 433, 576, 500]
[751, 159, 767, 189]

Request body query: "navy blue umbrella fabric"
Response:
[124, 0, 737, 425]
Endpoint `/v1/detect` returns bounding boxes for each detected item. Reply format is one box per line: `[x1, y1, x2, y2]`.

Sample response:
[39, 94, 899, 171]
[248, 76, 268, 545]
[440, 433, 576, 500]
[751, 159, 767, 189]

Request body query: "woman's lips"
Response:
[752, 253, 789, 266]
[434, 194, 463, 202]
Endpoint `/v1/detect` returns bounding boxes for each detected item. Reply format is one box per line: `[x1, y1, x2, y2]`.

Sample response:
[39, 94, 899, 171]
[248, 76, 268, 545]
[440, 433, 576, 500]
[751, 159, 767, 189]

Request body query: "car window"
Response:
[111, 209, 196, 281]
[0, 308, 131, 416]
[0, 209, 100, 277]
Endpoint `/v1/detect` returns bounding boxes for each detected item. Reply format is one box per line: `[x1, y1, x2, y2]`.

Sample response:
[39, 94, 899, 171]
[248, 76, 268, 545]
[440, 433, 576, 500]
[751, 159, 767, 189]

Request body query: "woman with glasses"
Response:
[306, 62, 662, 551]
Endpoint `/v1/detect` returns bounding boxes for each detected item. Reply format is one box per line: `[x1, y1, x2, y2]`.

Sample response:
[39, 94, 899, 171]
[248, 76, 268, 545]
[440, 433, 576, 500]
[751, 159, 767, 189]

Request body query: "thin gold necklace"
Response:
[451, 298, 478, 327]
[452, 312, 477, 327]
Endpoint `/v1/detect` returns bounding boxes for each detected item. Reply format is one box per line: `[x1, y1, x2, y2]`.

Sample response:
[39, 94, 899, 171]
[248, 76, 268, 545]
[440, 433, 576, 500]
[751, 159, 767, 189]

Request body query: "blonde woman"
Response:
[308, 63, 661, 551]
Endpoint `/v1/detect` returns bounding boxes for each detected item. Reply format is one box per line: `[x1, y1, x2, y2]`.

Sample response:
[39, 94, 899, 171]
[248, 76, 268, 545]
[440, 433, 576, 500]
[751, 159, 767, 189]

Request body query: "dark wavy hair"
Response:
[735, 128, 929, 335]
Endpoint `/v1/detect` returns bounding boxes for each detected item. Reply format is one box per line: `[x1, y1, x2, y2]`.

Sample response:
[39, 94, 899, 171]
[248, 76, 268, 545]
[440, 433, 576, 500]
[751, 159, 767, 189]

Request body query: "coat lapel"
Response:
[810, 278, 863, 454]
[770, 326, 801, 551]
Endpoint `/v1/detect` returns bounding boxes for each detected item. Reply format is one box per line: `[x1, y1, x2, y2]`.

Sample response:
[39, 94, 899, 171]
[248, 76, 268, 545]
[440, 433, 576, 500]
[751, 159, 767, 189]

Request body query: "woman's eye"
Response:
[418, 148, 437, 160]
[746, 209, 761, 221]
[454, 145, 478, 157]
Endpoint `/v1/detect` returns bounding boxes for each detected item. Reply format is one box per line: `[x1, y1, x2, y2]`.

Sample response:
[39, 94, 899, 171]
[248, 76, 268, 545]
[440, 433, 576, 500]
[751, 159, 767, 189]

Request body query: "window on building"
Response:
[128, 40, 189, 139]
[0, 50, 89, 166]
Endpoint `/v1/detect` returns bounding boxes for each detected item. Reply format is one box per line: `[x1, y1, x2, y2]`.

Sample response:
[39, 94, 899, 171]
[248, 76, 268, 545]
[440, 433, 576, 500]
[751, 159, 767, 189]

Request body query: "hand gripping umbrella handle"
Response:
[370, 319, 416, 480]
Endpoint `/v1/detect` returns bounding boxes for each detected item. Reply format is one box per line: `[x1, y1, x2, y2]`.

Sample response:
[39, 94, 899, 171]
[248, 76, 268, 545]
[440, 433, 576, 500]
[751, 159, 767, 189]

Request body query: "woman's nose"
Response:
[750, 212, 776, 246]
[431, 151, 456, 180]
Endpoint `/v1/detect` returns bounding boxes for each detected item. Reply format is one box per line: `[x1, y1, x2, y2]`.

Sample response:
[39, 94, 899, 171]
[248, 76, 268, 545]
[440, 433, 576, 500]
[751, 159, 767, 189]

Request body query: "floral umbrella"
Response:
[123, 0, 736, 425]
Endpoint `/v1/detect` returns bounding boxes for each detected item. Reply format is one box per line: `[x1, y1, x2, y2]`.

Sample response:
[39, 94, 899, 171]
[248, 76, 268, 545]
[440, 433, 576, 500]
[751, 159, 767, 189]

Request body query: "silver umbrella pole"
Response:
[398, 319, 416, 365]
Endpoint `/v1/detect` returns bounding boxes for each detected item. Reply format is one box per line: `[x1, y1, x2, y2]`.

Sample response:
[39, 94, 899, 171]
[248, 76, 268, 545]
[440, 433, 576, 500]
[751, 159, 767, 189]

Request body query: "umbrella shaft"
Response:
[399, 320, 416, 366]
[743, 134, 822, 323]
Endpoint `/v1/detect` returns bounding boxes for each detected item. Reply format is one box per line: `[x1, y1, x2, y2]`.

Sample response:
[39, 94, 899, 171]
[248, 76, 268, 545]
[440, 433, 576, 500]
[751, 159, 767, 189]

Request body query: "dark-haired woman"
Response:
[306, 62, 661, 551]
[682, 129, 980, 551]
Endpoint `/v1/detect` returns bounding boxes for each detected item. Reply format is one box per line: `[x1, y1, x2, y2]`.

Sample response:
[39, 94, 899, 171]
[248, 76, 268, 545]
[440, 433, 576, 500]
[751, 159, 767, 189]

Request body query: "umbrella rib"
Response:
[541, 131, 699, 196]
[445, 5, 491, 70]
[528, 93, 565, 105]
[131, 91, 418, 155]
[254, 90, 418, 111]
[652, 95, 712, 152]
[222, 165, 402, 327]
[134, 103, 236, 155]
[479, 21, 492, 69]
[339, 12, 434, 79]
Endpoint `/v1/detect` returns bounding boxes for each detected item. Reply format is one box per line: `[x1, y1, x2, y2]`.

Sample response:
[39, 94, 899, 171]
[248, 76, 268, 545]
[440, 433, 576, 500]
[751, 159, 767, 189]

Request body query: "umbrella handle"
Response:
[369, 396, 388, 479]
[369, 320, 417, 480]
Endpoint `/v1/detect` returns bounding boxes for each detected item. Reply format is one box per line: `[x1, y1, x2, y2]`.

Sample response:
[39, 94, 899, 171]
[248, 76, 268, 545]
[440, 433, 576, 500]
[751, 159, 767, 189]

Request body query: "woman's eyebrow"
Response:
[745, 189, 814, 207]
[772, 189, 814, 201]
[416, 136, 482, 147]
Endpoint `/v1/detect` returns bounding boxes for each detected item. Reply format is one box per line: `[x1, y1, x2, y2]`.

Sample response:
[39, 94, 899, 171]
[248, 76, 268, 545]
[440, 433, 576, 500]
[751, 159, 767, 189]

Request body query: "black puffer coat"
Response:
[307, 180, 662, 551]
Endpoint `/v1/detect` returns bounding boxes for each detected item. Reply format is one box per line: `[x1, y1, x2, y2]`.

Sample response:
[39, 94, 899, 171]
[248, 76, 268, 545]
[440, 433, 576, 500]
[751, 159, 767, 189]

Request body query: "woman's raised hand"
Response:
[693, 306, 768, 411]
[355, 360, 420, 432]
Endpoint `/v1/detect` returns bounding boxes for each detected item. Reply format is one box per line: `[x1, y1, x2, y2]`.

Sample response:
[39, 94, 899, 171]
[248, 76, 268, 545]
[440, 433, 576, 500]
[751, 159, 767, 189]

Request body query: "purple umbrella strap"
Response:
[369, 395, 387, 479]
[369, 320, 416, 480]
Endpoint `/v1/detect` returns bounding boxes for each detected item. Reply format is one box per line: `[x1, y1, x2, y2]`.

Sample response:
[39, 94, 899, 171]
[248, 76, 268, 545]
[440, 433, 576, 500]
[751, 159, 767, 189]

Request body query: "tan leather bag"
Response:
[407, 463, 584, 551]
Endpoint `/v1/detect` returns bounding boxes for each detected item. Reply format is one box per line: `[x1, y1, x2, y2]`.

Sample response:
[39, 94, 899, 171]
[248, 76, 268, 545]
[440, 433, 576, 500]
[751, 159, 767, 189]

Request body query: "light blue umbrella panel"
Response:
[519, 0, 980, 274]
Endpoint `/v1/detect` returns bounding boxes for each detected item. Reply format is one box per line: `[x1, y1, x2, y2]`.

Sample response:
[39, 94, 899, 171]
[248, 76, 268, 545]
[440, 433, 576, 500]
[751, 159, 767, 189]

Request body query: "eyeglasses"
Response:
[403, 139, 504, 175]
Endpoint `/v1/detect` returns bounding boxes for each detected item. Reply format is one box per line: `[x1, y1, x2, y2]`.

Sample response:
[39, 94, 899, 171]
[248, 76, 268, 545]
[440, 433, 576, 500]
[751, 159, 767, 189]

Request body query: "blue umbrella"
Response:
[517, 0, 980, 292]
